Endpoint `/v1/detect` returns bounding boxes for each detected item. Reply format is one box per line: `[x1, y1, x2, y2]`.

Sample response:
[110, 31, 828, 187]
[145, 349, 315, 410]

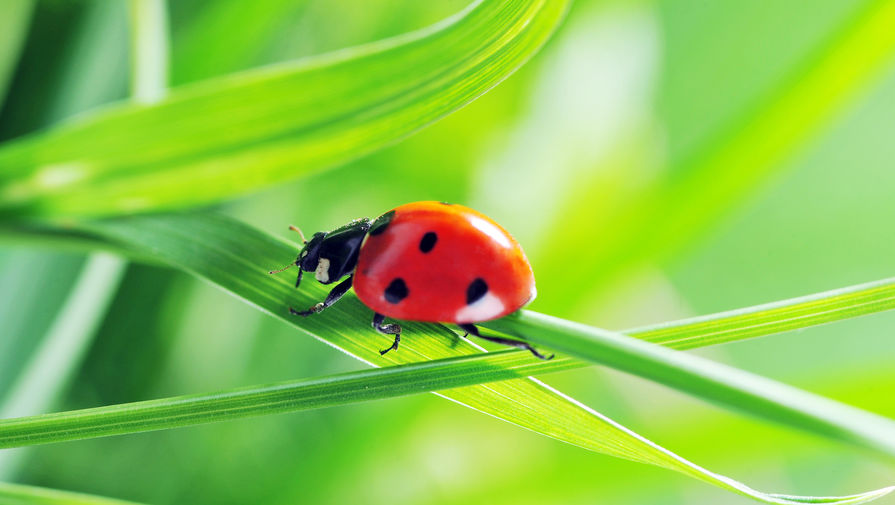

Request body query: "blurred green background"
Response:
[2, 0, 895, 503]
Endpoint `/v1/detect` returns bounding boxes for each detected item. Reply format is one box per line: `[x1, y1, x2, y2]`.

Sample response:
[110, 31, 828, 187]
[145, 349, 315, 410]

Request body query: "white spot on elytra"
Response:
[469, 216, 511, 249]
[315, 257, 331, 283]
[455, 292, 505, 323]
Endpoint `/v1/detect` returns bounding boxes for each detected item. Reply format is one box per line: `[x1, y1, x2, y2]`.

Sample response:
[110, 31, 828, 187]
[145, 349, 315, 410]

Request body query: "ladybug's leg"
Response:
[290, 275, 352, 316]
[458, 323, 554, 361]
[372, 313, 402, 356]
[294, 268, 303, 288]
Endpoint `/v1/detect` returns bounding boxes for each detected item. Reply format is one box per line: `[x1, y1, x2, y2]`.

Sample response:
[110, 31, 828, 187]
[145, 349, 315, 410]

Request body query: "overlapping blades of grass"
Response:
[0, 351, 576, 449]
[30, 211, 887, 504]
[0, 481, 145, 505]
[0, 0, 568, 217]
[487, 311, 895, 456]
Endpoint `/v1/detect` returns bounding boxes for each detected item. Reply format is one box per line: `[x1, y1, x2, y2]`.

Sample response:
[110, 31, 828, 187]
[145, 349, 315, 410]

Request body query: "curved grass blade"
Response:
[5, 220, 895, 351]
[57, 211, 895, 504]
[0, 0, 159, 478]
[0, 481, 144, 505]
[487, 311, 895, 456]
[0, 0, 569, 217]
[0, 350, 892, 505]
[77, 212, 895, 454]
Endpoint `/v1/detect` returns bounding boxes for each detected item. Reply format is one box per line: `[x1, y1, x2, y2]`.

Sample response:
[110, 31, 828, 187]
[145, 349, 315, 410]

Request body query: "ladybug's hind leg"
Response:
[373, 313, 402, 356]
[290, 275, 353, 316]
[458, 323, 554, 361]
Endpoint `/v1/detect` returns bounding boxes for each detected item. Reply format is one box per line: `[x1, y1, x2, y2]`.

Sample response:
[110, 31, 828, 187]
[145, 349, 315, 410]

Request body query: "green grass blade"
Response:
[6, 219, 895, 351]
[0, 0, 569, 217]
[0, 224, 147, 260]
[487, 311, 895, 455]
[0, 350, 892, 505]
[0, 351, 575, 449]
[628, 277, 895, 349]
[0, 0, 137, 484]
[169, 0, 309, 84]
[127, 0, 168, 104]
[39, 211, 891, 504]
[0, 0, 34, 110]
[0, 481, 144, 505]
[0, 253, 126, 477]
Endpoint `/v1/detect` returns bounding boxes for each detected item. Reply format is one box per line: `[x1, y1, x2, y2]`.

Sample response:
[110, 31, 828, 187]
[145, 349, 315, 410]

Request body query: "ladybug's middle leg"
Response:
[458, 323, 554, 360]
[290, 275, 353, 316]
[372, 313, 402, 356]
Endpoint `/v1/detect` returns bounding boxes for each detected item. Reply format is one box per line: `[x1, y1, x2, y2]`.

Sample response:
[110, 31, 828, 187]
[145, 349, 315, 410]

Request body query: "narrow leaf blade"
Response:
[59, 212, 895, 505]
[0, 481, 144, 505]
[0, 0, 569, 217]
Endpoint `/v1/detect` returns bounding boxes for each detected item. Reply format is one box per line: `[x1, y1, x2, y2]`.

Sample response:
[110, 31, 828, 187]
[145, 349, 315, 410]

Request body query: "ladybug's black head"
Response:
[295, 218, 371, 286]
[296, 232, 326, 272]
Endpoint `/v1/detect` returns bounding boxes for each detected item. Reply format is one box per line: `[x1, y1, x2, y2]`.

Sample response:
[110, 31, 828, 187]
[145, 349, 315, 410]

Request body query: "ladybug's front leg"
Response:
[372, 313, 402, 356]
[290, 275, 353, 316]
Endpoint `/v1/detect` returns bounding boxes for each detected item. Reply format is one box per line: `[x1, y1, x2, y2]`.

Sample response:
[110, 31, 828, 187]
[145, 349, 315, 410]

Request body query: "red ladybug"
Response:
[272, 201, 550, 359]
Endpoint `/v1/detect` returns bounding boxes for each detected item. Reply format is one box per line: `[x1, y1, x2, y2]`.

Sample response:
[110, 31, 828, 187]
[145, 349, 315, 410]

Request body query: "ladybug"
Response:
[271, 201, 551, 360]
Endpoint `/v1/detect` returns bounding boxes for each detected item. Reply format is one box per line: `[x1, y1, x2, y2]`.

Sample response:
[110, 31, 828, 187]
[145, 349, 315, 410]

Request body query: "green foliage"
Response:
[0, 481, 144, 505]
[2, 1, 895, 504]
[3, 221, 895, 505]
[533, 0, 895, 314]
[0, 0, 568, 217]
[5, 211, 888, 504]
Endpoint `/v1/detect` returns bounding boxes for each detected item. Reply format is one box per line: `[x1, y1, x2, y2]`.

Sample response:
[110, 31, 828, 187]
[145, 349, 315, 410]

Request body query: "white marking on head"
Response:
[469, 216, 512, 249]
[315, 257, 331, 283]
[455, 292, 505, 323]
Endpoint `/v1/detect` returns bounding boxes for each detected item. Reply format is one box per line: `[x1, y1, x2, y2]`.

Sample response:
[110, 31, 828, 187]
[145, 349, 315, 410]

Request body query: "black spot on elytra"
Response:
[368, 210, 395, 236]
[466, 278, 488, 305]
[384, 278, 408, 304]
[419, 231, 438, 253]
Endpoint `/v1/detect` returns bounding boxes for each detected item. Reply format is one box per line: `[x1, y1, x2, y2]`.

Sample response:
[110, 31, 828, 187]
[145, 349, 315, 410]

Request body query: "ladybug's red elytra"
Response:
[271, 201, 550, 359]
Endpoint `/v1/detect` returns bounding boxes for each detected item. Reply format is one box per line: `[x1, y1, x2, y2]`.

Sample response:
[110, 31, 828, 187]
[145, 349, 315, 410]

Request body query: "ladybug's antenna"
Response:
[289, 225, 308, 244]
[270, 225, 307, 275]
[268, 263, 294, 275]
